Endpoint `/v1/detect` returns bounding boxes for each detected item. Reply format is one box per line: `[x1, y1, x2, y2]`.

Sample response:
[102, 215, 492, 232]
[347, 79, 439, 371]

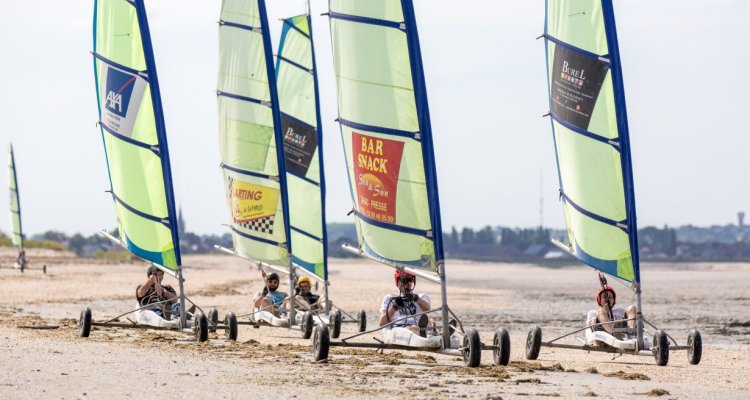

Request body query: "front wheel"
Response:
[357, 310, 367, 332]
[330, 310, 342, 339]
[493, 327, 511, 366]
[653, 330, 669, 366]
[312, 324, 330, 362]
[224, 312, 238, 341]
[195, 312, 209, 343]
[525, 326, 542, 360]
[79, 307, 92, 338]
[462, 328, 481, 368]
[687, 329, 702, 365]
[301, 312, 314, 339]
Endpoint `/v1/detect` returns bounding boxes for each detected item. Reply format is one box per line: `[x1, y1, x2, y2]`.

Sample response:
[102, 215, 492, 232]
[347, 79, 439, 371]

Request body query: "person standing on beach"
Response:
[136, 266, 181, 319]
[378, 270, 431, 335]
[591, 285, 637, 337]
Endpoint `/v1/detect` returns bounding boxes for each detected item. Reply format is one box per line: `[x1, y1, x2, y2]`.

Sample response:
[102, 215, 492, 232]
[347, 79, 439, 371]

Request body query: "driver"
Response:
[590, 285, 637, 337]
[136, 266, 181, 319]
[378, 270, 431, 335]
[254, 272, 288, 317]
[293, 276, 321, 311]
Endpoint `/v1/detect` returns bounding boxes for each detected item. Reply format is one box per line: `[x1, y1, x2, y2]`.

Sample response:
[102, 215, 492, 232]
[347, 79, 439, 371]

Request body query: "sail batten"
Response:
[93, 0, 181, 269]
[545, 0, 638, 284]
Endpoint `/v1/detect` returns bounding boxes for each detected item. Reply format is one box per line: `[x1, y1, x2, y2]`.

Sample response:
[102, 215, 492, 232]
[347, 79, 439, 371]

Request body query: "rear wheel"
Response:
[208, 308, 219, 333]
[357, 310, 367, 332]
[43, 265, 47, 274]
[525, 326, 542, 360]
[79, 307, 92, 338]
[301, 312, 314, 339]
[493, 328, 511, 366]
[462, 328, 481, 368]
[330, 310, 342, 339]
[224, 312, 238, 341]
[687, 329, 702, 365]
[195, 312, 209, 343]
[653, 330, 669, 366]
[312, 324, 330, 362]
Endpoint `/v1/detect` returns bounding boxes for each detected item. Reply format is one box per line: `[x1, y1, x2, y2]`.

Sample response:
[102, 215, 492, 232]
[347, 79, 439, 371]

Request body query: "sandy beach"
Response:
[0, 248, 748, 399]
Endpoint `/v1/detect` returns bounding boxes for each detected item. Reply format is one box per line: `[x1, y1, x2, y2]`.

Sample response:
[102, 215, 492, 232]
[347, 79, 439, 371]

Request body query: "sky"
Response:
[1, 0, 749, 237]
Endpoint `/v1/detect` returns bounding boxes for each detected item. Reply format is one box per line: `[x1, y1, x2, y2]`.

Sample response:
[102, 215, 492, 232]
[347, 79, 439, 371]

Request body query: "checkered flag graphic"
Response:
[228, 176, 275, 235]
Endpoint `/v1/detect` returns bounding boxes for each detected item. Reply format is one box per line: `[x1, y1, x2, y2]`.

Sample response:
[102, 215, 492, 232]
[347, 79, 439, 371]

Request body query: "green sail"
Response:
[329, 0, 443, 271]
[545, 0, 637, 283]
[93, 0, 180, 269]
[7, 144, 23, 250]
[276, 14, 328, 280]
[217, 0, 291, 267]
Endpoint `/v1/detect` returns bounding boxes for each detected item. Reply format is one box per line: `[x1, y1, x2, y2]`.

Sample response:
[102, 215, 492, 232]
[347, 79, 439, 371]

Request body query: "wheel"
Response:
[449, 319, 458, 335]
[20, 263, 25, 273]
[312, 324, 330, 362]
[79, 307, 92, 338]
[525, 326, 542, 360]
[43, 265, 47, 274]
[462, 328, 481, 367]
[301, 312, 314, 339]
[653, 330, 669, 366]
[195, 312, 209, 343]
[687, 329, 702, 365]
[330, 310, 342, 339]
[224, 312, 238, 341]
[493, 328, 511, 366]
[357, 310, 367, 332]
[208, 308, 219, 333]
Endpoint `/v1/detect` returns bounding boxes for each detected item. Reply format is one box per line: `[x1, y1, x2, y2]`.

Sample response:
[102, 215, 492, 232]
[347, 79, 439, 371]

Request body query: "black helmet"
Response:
[266, 272, 280, 282]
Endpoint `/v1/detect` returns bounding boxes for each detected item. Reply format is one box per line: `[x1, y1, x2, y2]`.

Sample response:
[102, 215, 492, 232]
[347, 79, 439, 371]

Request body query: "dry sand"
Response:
[0, 248, 748, 399]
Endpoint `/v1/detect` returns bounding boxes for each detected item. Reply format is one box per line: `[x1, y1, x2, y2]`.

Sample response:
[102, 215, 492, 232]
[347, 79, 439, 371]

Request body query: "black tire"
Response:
[462, 328, 481, 368]
[357, 310, 367, 332]
[653, 330, 669, 366]
[330, 310, 342, 339]
[525, 326, 542, 360]
[449, 319, 458, 335]
[20, 263, 25, 273]
[224, 312, 238, 341]
[493, 327, 511, 366]
[195, 312, 209, 343]
[687, 329, 702, 365]
[312, 324, 330, 362]
[79, 307, 92, 338]
[43, 265, 47, 274]
[208, 308, 219, 333]
[301, 312, 314, 339]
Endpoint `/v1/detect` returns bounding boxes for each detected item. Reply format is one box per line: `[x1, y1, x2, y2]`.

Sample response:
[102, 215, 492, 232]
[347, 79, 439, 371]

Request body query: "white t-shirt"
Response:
[380, 293, 430, 327]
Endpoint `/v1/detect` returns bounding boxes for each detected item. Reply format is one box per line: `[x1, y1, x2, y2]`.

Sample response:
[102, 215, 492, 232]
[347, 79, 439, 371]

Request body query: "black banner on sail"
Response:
[550, 45, 609, 131]
[281, 115, 318, 176]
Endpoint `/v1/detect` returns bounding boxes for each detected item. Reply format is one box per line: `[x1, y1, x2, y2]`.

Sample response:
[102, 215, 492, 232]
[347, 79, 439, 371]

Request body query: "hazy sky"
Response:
[1, 0, 748, 236]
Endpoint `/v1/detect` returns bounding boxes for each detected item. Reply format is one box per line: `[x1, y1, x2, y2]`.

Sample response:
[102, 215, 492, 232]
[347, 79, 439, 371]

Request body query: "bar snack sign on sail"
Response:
[352, 132, 404, 224]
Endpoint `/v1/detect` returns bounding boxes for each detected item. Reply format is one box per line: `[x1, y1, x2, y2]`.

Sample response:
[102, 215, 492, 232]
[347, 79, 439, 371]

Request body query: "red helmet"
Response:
[394, 270, 416, 287]
[596, 285, 616, 306]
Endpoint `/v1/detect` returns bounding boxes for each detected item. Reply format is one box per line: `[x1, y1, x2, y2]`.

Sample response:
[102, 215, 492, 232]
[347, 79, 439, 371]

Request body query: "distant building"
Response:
[739, 212, 745, 228]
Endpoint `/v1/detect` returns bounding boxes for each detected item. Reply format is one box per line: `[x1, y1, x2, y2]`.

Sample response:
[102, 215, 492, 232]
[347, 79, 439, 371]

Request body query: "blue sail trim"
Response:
[221, 163, 276, 182]
[307, 13, 330, 282]
[259, 0, 293, 258]
[329, 12, 405, 31]
[219, 20, 261, 33]
[338, 118, 420, 141]
[99, 121, 161, 156]
[283, 18, 310, 39]
[134, 0, 181, 265]
[602, 0, 640, 284]
[550, 113, 620, 151]
[291, 225, 322, 242]
[278, 54, 311, 74]
[560, 191, 628, 233]
[217, 90, 268, 107]
[123, 233, 168, 267]
[111, 192, 170, 228]
[292, 256, 318, 276]
[401, 0, 445, 263]
[544, 34, 610, 63]
[92, 52, 149, 82]
[573, 241, 620, 279]
[355, 210, 431, 238]
[230, 226, 284, 247]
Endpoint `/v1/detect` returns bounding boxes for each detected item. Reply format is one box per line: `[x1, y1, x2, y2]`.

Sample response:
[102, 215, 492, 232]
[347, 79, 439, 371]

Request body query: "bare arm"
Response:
[378, 304, 397, 327]
[137, 276, 156, 298]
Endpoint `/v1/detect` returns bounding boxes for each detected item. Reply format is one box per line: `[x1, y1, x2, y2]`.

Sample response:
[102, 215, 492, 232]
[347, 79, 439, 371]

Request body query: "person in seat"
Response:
[254, 272, 288, 317]
[293, 276, 322, 311]
[378, 270, 431, 335]
[136, 266, 181, 319]
[590, 285, 637, 338]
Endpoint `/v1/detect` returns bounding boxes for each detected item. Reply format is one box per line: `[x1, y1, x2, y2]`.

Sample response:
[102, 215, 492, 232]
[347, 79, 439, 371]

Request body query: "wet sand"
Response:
[0, 248, 748, 399]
